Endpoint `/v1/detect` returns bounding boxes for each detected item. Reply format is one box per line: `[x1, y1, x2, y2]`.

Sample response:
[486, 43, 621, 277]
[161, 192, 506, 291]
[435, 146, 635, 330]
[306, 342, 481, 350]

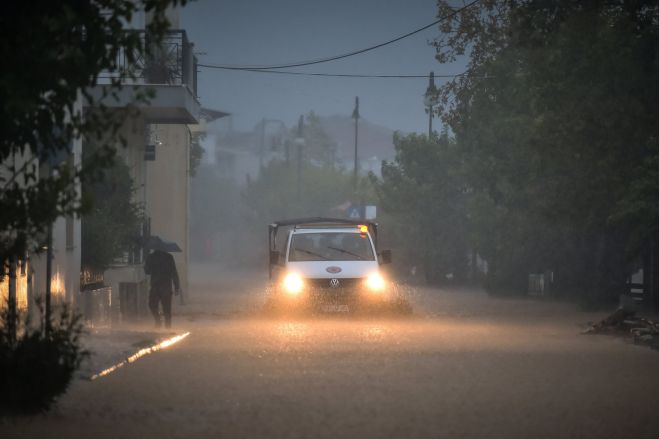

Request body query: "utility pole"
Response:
[352, 96, 360, 190]
[424, 71, 438, 138]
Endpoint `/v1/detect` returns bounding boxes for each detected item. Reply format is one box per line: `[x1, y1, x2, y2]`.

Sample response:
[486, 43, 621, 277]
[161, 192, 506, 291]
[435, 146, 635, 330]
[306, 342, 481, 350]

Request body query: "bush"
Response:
[0, 302, 88, 416]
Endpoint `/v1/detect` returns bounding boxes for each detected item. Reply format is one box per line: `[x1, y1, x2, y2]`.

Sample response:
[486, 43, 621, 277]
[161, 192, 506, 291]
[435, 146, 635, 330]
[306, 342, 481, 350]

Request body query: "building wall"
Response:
[116, 114, 148, 207]
[146, 124, 190, 294]
[55, 109, 83, 305]
[113, 112, 148, 304]
[1, 95, 84, 315]
[0, 148, 33, 312]
[89, 113, 149, 322]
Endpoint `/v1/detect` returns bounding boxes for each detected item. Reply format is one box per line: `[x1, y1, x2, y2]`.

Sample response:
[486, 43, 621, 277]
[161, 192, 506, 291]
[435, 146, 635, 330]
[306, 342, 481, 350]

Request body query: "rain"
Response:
[2, 1, 659, 438]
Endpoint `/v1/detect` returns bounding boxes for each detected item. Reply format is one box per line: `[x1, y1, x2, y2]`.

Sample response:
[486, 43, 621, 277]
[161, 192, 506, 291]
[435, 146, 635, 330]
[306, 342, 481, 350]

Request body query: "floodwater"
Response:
[3, 263, 659, 439]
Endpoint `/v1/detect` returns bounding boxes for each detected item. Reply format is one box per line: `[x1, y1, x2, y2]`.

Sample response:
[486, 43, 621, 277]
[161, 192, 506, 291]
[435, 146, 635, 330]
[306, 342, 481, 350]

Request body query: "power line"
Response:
[200, 0, 481, 70]
[196, 65, 474, 79]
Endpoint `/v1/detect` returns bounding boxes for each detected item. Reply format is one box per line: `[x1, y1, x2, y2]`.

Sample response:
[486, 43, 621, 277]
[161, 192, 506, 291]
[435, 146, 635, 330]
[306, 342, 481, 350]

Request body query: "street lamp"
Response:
[423, 71, 439, 138]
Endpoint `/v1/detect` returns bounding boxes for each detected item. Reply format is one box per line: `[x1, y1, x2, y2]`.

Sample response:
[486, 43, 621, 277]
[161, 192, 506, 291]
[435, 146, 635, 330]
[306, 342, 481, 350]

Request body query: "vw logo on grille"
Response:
[329, 278, 340, 288]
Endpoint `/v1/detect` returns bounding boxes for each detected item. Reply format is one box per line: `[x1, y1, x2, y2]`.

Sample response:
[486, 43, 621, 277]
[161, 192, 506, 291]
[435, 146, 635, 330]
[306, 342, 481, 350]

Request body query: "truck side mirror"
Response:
[269, 250, 280, 265]
[379, 249, 392, 265]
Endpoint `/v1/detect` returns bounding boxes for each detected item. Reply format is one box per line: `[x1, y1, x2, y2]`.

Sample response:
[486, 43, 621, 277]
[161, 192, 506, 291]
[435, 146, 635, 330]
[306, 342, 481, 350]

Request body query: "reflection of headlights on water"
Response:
[365, 272, 386, 292]
[283, 273, 304, 295]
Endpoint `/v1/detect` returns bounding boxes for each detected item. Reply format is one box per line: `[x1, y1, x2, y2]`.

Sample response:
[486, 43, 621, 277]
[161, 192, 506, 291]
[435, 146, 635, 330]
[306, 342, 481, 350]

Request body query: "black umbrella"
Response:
[147, 235, 182, 253]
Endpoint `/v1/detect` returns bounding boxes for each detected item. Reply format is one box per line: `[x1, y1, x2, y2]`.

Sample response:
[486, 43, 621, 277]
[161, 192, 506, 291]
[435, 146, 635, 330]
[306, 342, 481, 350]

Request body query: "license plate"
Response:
[321, 304, 349, 313]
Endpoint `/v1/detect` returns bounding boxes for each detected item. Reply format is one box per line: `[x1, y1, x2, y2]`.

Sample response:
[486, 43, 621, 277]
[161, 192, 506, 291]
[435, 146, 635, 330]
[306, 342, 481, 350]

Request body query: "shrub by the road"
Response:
[0, 302, 88, 416]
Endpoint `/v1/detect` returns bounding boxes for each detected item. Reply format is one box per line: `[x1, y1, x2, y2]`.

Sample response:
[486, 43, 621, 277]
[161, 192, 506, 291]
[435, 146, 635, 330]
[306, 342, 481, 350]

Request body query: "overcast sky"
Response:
[180, 0, 464, 134]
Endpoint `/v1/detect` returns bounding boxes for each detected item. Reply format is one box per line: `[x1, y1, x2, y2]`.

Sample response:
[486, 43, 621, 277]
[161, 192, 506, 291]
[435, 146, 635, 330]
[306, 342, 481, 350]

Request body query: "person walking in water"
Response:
[145, 247, 181, 328]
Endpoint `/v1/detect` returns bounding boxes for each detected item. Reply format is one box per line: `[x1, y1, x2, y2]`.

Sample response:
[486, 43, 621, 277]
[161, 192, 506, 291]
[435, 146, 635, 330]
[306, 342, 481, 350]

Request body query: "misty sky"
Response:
[180, 0, 464, 134]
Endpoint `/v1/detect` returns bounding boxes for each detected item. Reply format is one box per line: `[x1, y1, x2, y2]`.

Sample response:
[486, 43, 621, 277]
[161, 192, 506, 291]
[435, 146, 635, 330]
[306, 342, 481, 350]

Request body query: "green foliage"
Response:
[0, 0, 185, 265]
[81, 161, 142, 271]
[0, 302, 88, 416]
[247, 111, 373, 222]
[376, 1, 658, 298]
[245, 161, 366, 221]
[291, 111, 338, 167]
[375, 131, 470, 283]
[189, 132, 206, 177]
[423, 0, 659, 298]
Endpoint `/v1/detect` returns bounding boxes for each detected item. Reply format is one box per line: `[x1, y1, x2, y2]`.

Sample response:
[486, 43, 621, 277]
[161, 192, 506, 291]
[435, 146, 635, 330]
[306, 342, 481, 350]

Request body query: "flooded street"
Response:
[3, 263, 659, 439]
[3, 2, 659, 437]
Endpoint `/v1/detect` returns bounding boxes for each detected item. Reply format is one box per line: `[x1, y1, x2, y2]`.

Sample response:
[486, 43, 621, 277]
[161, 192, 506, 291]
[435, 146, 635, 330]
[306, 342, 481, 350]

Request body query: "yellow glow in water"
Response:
[276, 322, 309, 339]
[363, 325, 388, 342]
[91, 332, 191, 380]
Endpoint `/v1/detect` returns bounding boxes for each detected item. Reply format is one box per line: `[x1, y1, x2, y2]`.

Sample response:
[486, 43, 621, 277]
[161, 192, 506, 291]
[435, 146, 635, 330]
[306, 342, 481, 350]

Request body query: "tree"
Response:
[1, 0, 186, 267]
[431, 0, 659, 299]
[375, 131, 471, 283]
[292, 111, 338, 167]
[189, 132, 206, 177]
[0, 1, 187, 411]
[81, 160, 142, 272]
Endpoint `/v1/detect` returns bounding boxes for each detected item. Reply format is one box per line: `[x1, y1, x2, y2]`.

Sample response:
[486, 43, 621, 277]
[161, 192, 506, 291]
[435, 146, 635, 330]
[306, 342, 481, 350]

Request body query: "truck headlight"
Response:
[283, 273, 304, 295]
[365, 272, 386, 292]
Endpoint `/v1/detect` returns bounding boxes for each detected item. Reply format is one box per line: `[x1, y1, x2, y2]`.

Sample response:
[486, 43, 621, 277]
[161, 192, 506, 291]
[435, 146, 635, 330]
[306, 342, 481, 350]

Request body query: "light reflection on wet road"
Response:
[4, 266, 659, 439]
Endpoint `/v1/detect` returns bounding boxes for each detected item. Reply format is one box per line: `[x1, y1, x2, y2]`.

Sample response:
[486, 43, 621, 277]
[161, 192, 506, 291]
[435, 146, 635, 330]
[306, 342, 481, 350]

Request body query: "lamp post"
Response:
[352, 96, 360, 190]
[423, 71, 439, 138]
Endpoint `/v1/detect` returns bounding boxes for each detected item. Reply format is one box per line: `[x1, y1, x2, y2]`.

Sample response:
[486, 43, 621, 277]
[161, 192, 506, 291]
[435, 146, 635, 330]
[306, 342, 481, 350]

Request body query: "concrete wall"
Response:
[146, 124, 190, 295]
[116, 114, 148, 208]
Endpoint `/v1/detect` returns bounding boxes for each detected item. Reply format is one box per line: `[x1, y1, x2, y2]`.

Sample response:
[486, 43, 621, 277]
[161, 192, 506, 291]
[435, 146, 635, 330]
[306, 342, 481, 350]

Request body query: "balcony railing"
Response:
[98, 30, 198, 97]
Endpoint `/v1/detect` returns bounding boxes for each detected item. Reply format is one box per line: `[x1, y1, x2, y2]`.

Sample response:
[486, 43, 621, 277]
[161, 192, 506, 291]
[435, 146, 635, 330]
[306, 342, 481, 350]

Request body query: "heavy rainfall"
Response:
[1, 1, 659, 438]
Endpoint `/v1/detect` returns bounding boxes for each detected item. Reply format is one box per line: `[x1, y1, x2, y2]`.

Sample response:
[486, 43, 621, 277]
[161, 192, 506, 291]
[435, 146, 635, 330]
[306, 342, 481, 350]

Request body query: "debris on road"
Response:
[584, 308, 659, 350]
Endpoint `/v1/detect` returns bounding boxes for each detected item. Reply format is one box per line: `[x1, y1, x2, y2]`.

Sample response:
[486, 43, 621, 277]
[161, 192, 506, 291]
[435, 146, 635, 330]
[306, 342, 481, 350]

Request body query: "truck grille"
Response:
[306, 278, 362, 289]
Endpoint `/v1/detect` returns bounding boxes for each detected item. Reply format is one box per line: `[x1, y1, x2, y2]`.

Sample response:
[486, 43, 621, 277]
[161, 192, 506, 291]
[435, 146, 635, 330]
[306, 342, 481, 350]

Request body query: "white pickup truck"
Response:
[267, 217, 397, 313]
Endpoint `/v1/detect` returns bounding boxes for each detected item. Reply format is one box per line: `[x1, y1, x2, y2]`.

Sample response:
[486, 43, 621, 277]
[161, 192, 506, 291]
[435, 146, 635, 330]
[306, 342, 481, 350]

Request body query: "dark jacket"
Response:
[145, 250, 180, 294]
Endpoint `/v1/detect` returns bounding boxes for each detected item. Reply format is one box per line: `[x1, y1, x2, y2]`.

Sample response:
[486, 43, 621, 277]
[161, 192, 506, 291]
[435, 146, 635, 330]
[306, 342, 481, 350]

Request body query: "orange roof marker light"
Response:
[358, 224, 369, 234]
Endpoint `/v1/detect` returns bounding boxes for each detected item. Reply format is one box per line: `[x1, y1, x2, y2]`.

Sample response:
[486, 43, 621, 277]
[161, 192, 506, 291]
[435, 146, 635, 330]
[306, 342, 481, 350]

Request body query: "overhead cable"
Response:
[199, 0, 481, 70]
[195, 66, 475, 79]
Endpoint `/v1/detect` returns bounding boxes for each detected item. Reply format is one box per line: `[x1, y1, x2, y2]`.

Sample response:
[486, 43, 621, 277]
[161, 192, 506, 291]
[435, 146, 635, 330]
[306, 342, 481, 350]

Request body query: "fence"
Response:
[97, 30, 197, 96]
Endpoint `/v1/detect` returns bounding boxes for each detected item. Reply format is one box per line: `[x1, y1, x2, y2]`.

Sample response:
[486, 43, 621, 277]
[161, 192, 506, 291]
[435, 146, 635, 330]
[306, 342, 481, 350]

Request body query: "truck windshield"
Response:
[289, 232, 375, 262]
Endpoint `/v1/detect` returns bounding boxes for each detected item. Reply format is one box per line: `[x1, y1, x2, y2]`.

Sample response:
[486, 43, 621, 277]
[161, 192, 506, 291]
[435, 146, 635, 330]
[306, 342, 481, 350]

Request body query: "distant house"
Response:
[319, 115, 397, 177]
[205, 114, 397, 185]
